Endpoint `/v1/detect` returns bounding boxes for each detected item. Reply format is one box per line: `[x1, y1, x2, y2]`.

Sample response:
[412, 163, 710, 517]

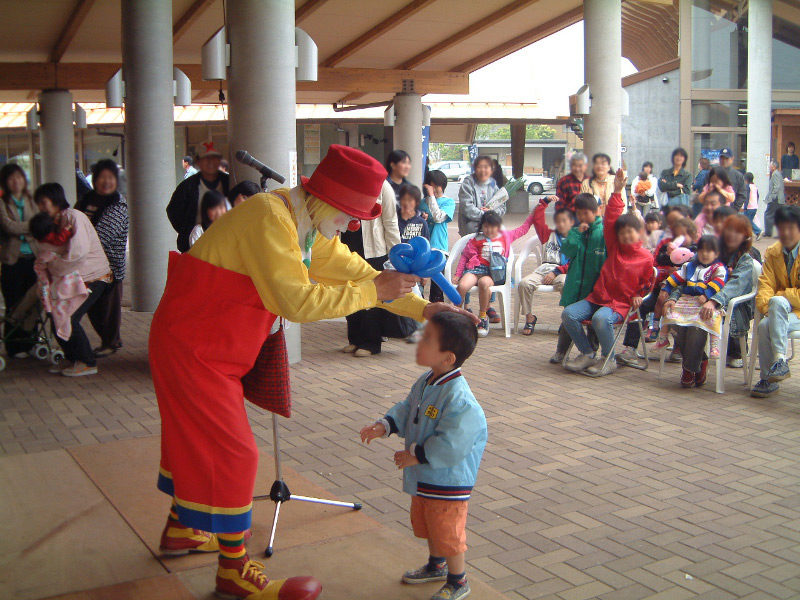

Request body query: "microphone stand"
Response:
[249, 175, 363, 558]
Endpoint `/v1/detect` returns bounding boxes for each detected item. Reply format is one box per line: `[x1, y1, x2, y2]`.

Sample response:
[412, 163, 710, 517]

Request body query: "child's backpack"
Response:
[489, 251, 507, 285]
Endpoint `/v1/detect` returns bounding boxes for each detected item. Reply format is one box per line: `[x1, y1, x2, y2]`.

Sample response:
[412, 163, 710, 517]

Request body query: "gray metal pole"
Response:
[38, 89, 77, 204]
[227, 0, 301, 362]
[393, 93, 423, 188]
[583, 0, 622, 167]
[121, 0, 176, 312]
[746, 0, 772, 219]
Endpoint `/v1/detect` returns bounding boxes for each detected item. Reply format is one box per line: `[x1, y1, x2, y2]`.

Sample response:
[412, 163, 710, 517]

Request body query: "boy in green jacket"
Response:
[550, 193, 607, 363]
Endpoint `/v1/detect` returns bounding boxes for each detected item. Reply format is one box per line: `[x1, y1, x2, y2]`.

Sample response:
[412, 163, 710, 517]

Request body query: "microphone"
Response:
[235, 150, 286, 184]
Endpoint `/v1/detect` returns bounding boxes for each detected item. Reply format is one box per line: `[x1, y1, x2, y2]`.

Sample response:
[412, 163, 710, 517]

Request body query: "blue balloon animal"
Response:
[387, 236, 462, 305]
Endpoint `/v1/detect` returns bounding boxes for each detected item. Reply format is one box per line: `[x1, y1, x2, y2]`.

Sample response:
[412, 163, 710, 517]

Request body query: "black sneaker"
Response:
[767, 359, 790, 382]
[402, 564, 448, 584]
[751, 379, 779, 398]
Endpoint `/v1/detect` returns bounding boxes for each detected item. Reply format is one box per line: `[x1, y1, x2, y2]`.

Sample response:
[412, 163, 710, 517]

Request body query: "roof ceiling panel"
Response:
[0, 1, 75, 62]
[61, 1, 122, 62]
[173, 0, 225, 63]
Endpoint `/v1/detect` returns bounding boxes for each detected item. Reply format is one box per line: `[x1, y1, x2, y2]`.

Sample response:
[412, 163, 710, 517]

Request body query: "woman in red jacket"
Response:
[561, 170, 654, 376]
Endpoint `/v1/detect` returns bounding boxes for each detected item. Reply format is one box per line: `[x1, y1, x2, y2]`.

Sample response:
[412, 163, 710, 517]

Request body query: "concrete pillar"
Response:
[393, 93, 423, 188]
[583, 0, 622, 167]
[746, 0, 772, 219]
[121, 0, 176, 311]
[510, 122, 525, 178]
[227, 0, 301, 362]
[38, 89, 76, 203]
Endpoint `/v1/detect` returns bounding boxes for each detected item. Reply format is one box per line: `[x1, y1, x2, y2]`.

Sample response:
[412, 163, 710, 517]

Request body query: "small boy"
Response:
[398, 184, 430, 242]
[421, 170, 456, 304]
[712, 205, 737, 235]
[562, 169, 654, 376]
[518, 198, 574, 335]
[360, 312, 486, 600]
[643, 212, 663, 251]
[550, 193, 607, 363]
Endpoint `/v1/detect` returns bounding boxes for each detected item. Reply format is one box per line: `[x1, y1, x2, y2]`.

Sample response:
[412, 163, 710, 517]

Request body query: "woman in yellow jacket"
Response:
[150, 145, 475, 600]
[752, 205, 800, 398]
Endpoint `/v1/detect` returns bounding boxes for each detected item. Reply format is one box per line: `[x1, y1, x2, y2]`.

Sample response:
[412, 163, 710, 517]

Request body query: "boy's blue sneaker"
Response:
[767, 359, 790, 382]
[402, 564, 448, 584]
[431, 581, 471, 600]
[751, 379, 780, 398]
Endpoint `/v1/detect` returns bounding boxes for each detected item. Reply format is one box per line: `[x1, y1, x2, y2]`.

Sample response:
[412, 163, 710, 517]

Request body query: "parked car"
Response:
[431, 160, 472, 181]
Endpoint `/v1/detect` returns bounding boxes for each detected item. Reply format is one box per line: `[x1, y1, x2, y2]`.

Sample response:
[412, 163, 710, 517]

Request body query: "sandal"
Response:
[522, 316, 537, 336]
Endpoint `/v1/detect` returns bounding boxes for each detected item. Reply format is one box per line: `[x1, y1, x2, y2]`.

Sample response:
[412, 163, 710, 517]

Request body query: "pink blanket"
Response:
[34, 250, 89, 340]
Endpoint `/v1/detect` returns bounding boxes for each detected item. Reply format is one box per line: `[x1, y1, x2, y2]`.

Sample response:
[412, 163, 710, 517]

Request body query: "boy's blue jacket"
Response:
[380, 368, 487, 501]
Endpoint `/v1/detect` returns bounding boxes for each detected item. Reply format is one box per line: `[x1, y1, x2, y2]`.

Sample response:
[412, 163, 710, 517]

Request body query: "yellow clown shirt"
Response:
[188, 189, 427, 323]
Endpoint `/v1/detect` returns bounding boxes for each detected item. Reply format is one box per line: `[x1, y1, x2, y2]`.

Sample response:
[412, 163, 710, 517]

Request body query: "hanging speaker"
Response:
[295, 28, 318, 82]
[106, 69, 123, 108]
[174, 67, 192, 106]
[202, 27, 228, 81]
[74, 104, 87, 129]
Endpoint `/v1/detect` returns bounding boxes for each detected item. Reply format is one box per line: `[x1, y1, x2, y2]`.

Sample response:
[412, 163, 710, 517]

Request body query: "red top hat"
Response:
[301, 144, 386, 220]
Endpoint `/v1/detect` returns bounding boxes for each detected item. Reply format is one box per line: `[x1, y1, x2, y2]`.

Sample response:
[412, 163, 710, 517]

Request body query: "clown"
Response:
[150, 145, 475, 600]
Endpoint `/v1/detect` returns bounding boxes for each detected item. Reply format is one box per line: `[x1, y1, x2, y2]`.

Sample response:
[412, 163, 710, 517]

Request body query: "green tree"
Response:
[475, 124, 511, 140]
[526, 124, 556, 139]
[428, 143, 467, 162]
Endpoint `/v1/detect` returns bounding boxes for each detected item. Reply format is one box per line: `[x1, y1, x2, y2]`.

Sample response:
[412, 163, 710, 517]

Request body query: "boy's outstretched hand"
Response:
[613, 168, 627, 193]
[394, 450, 419, 469]
[360, 422, 386, 444]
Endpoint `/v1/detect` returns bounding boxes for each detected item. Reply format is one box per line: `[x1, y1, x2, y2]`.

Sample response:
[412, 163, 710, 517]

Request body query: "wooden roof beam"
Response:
[452, 6, 583, 73]
[49, 0, 96, 63]
[0, 62, 469, 95]
[173, 0, 216, 42]
[296, 0, 333, 24]
[322, 0, 439, 67]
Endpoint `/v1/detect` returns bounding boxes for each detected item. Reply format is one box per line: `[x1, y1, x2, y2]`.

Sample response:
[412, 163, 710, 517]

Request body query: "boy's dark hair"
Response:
[775, 205, 800, 228]
[615, 213, 643, 234]
[696, 234, 720, 254]
[744, 171, 755, 184]
[29, 212, 56, 242]
[713, 205, 737, 221]
[34, 182, 70, 210]
[574, 193, 599, 212]
[479, 210, 502, 231]
[227, 180, 261, 205]
[424, 169, 448, 192]
[398, 184, 422, 207]
[183, 155, 193, 165]
[91, 159, 119, 184]
[430, 311, 477, 368]
[200, 190, 226, 230]
[385, 149, 410, 174]
[704, 189, 724, 205]
[553, 207, 574, 222]
[666, 204, 690, 218]
[645, 211, 663, 225]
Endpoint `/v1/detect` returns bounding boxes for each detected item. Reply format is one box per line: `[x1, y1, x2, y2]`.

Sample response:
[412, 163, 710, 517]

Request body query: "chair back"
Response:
[444, 233, 476, 284]
[513, 235, 542, 288]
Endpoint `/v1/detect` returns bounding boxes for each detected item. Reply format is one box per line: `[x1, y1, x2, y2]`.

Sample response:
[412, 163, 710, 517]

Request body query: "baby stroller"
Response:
[0, 284, 64, 372]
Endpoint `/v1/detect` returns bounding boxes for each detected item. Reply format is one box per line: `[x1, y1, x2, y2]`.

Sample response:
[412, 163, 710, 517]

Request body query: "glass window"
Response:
[693, 132, 747, 169]
[773, 16, 800, 90]
[692, 0, 747, 89]
[692, 101, 747, 127]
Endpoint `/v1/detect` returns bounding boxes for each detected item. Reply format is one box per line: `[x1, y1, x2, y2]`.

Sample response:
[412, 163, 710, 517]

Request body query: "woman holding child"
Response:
[35, 182, 111, 377]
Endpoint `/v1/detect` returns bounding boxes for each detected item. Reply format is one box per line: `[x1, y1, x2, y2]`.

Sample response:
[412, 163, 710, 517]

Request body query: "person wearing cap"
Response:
[167, 145, 230, 252]
[717, 147, 748, 211]
[149, 145, 476, 600]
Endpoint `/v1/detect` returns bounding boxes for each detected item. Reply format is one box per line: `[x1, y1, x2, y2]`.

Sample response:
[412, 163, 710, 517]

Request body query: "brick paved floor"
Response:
[2, 221, 799, 599]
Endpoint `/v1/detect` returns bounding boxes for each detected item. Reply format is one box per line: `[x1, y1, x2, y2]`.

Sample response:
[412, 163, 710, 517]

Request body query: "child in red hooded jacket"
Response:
[561, 169, 654, 377]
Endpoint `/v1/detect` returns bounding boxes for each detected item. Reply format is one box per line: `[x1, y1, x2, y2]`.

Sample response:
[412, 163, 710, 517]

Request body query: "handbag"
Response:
[241, 323, 292, 418]
[489, 251, 508, 285]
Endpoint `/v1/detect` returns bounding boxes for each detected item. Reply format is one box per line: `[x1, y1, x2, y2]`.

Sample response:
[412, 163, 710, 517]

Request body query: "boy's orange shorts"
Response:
[410, 496, 468, 557]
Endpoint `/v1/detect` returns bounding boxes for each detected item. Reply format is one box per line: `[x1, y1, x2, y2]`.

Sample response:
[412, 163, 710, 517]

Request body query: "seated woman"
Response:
[34, 182, 111, 377]
[455, 207, 536, 337]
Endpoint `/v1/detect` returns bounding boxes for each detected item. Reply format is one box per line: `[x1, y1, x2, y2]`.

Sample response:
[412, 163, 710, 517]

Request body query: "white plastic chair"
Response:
[512, 234, 562, 333]
[746, 270, 800, 389]
[444, 233, 515, 338]
[659, 261, 762, 394]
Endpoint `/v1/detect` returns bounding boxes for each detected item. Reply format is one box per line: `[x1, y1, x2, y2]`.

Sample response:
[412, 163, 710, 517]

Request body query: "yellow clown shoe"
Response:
[159, 519, 219, 556]
[216, 557, 322, 600]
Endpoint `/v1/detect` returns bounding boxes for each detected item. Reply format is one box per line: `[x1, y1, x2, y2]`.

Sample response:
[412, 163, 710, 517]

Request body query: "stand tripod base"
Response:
[260, 480, 362, 557]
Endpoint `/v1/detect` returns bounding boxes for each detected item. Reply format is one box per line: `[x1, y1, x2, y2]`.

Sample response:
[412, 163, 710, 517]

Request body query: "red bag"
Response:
[241, 325, 292, 418]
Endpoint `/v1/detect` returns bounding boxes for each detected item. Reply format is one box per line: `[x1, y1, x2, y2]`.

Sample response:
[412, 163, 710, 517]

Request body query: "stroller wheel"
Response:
[33, 344, 50, 361]
[0, 355, 5, 371]
[50, 350, 65, 366]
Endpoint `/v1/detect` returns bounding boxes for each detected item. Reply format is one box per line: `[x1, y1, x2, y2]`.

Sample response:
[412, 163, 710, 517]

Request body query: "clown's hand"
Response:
[374, 270, 419, 301]
[423, 302, 480, 324]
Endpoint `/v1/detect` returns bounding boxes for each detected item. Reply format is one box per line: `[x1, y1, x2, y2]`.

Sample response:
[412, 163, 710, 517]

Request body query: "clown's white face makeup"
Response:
[316, 210, 350, 239]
